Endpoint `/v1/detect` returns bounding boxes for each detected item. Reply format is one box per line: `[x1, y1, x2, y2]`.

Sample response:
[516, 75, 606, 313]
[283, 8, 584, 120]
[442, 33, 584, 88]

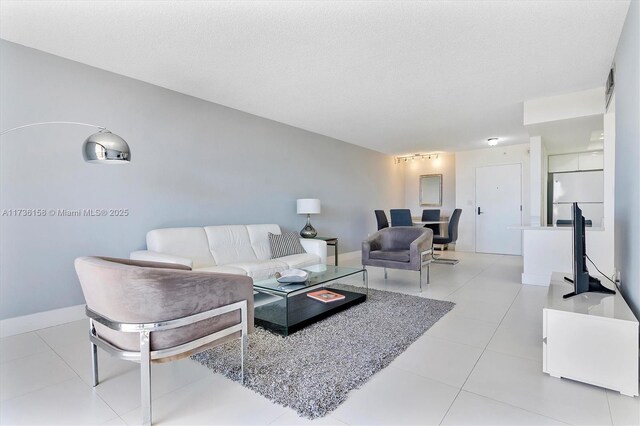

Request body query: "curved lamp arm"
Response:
[1, 121, 107, 135]
[0, 121, 130, 163]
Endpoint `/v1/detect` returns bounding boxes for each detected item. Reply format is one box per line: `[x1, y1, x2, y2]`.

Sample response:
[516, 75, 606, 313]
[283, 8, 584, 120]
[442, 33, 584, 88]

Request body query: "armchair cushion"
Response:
[369, 250, 410, 262]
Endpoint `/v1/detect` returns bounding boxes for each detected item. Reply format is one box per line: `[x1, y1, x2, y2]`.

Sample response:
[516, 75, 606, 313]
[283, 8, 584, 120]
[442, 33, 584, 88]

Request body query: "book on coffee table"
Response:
[307, 289, 345, 303]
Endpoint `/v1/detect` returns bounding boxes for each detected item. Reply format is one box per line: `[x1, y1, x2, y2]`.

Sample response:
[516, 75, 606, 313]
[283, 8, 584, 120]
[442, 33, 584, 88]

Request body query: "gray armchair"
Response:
[362, 227, 433, 291]
[74, 256, 253, 425]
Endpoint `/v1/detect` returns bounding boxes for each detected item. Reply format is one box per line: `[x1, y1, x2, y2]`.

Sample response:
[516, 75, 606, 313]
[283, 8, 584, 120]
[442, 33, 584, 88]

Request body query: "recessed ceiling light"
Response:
[487, 138, 499, 146]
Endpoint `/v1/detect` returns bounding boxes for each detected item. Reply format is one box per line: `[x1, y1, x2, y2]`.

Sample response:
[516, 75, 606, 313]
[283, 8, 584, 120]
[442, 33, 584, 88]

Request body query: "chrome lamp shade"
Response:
[1, 122, 131, 165]
[83, 130, 131, 164]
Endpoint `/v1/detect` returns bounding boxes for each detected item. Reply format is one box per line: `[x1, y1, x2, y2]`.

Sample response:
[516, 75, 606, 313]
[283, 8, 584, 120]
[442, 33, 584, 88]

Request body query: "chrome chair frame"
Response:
[86, 300, 248, 426]
[380, 248, 433, 292]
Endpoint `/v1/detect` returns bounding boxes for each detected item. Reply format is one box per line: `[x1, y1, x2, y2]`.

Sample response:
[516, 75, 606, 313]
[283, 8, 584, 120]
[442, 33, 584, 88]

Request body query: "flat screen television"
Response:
[563, 202, 615, 299]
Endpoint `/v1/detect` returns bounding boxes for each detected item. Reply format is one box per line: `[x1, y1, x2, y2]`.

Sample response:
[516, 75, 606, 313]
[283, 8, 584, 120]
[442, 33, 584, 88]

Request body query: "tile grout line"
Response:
[604, 390, 615, 426]
[462, 389, 573, 425]
[35, 327, 122, 423]
[437, 283, 523, 425]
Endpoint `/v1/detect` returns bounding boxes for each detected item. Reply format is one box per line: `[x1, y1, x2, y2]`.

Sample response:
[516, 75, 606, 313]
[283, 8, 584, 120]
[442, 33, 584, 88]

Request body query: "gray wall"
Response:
[0, 40, 404, 319]
[613, 1, 640, 318]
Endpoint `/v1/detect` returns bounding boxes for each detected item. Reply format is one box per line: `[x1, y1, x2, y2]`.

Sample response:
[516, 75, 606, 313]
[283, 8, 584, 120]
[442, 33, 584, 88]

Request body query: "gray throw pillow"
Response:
[269, 232, 306, 259]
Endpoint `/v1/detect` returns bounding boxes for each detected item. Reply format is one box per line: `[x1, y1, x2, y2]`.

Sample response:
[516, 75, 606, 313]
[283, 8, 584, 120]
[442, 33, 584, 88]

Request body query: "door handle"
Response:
[477, 207, 483, 215]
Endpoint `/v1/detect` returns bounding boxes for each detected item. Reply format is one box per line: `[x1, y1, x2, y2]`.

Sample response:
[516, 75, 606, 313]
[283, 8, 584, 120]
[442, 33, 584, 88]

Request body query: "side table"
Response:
[314, 236, 338, 265]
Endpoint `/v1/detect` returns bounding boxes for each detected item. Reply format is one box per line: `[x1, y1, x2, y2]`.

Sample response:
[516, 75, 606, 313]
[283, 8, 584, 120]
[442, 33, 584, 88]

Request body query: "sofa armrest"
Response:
[130, 250, 193, 269]
[299, 239, 327, 264]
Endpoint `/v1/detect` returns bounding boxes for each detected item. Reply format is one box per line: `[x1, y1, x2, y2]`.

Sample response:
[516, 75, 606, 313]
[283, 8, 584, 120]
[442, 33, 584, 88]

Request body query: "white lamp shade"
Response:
[297, 198, 321, 215]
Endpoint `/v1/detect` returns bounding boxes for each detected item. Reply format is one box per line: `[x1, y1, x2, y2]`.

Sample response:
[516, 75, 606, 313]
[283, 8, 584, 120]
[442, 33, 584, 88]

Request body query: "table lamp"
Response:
[296, 198, 321, 238]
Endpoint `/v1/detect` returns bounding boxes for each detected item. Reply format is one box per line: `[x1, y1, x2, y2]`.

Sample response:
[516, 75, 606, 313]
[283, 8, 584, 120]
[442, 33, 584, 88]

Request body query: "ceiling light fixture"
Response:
[395, 152, 441, 164]
[487, 137, 499, 146]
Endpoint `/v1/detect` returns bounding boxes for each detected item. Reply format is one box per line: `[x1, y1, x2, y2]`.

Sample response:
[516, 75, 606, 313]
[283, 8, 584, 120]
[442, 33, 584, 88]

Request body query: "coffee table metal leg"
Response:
[335, 241, 338, 266]
[285, 295, 289, 336]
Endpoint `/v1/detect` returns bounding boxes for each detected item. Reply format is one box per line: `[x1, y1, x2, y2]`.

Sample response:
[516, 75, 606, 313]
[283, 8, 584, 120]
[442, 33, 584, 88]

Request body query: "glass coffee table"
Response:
[253, 264, 368, 335]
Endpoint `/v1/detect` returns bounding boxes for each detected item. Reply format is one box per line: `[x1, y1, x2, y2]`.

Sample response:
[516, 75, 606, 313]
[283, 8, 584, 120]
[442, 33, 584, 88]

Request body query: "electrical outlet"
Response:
[615, 269, 621, 283]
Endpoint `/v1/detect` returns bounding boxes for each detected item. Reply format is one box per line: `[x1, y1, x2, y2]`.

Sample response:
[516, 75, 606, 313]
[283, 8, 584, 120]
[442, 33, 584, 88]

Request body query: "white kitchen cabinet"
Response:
[578, 151, 604, 170]
[548, 153, 580, 172]
[548, 151, 604, 173]
[543, 274, 639, 396]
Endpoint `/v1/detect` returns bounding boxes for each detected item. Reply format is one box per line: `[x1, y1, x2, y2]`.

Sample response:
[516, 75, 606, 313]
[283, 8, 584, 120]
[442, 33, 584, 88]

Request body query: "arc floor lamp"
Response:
[0, 121, 131, 163]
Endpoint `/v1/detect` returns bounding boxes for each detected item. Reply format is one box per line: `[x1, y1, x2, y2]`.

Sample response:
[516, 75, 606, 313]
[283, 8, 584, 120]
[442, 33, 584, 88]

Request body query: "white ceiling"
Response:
[0, 1, 630, 155]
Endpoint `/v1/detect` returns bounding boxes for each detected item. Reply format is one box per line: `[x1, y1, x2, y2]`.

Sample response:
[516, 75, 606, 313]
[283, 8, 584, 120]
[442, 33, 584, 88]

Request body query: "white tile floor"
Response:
[1, 252, 638, 425]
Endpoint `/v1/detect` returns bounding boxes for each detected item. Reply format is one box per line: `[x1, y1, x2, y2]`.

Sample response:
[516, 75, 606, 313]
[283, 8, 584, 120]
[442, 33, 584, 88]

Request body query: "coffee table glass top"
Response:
[253, 264, 364, 296]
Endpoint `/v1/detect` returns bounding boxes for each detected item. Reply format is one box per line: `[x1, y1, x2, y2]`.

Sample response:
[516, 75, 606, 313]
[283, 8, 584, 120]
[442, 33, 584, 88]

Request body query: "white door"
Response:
[475, 163, 522, 255]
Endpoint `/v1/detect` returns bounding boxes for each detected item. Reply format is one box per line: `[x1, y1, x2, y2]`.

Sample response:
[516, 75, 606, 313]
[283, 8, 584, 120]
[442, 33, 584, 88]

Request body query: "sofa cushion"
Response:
[369, 250, 410, 262]
[246, 224, 282, 260]
[269, 232, 306, 259]
[146, 227, 216, 269]
[204, 225, 258, 265]
[226, 260, 288, 281]
[197, 265, 248, 276]
[278, 253, 321, 269]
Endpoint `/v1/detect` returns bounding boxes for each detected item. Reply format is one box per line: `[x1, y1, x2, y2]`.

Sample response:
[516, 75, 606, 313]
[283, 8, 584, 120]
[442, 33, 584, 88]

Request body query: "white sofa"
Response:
[130, 224, 327, 281]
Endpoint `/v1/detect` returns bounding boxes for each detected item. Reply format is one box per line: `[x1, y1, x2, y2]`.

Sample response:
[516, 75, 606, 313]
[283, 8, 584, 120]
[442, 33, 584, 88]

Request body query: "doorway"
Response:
[475, 163, 522, 255]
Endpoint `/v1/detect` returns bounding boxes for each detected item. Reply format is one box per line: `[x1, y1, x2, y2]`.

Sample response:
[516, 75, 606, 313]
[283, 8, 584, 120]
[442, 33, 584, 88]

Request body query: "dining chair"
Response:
[421, 209, 441, 236]
[433, 209, 462, 265]
[374, 210, 389, 230]
[390, 209, 413, 227]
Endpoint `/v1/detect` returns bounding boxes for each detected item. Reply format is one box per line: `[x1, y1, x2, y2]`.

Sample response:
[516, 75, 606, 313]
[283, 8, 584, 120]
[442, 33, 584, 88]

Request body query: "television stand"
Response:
[543, 273, 638, 396]
[562, 275, 616, 299]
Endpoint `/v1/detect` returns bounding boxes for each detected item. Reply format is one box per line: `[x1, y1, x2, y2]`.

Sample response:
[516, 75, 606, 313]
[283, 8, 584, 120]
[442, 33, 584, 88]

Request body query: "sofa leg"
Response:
[384, 268, 388, 280]
[140, 331, 152, 426]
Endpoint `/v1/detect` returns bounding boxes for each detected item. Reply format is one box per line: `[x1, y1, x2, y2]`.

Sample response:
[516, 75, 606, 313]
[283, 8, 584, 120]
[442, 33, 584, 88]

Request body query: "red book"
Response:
[307, 289, 345, 303]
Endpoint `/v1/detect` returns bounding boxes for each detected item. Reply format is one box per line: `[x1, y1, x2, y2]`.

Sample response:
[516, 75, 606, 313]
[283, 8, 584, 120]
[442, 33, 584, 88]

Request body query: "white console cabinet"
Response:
[543, 274, 639, 396]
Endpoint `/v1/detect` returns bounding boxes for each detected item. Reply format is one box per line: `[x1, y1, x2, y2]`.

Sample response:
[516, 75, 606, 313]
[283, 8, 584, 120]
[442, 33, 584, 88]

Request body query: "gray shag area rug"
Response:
[192, 284, 455, 419]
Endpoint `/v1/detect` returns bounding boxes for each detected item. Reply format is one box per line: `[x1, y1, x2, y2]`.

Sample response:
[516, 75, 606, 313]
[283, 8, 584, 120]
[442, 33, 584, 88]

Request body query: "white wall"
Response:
[455, 144, 530, 252]
[613, 0, 640, 318]
[529, 136, 543, 225]
[0, 40, 405, 319]
[521, 104, 615, 285]
[524, 87, 605, 126]
[403, 153, 455, 218]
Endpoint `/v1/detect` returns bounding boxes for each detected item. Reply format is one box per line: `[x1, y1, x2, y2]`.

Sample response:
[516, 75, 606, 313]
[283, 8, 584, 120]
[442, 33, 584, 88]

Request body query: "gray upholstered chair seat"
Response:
[369, 249, 411, 262]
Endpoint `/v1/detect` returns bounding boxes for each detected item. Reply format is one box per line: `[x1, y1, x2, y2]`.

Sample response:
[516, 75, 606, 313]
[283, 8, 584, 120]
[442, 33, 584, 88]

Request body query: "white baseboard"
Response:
[522, 272, 551, 286]
[327, 250, 361, 265]
[0, 304, 86, 338]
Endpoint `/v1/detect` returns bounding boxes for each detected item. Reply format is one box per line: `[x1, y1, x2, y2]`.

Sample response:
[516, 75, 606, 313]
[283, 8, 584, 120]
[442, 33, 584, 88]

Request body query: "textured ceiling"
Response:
[0, 1, 630, 154]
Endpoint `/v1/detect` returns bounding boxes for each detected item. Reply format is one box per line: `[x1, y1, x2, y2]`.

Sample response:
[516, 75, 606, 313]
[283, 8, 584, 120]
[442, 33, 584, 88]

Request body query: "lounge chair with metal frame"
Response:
[74, 256, 253, 425]
[361, 227, 433, 292]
